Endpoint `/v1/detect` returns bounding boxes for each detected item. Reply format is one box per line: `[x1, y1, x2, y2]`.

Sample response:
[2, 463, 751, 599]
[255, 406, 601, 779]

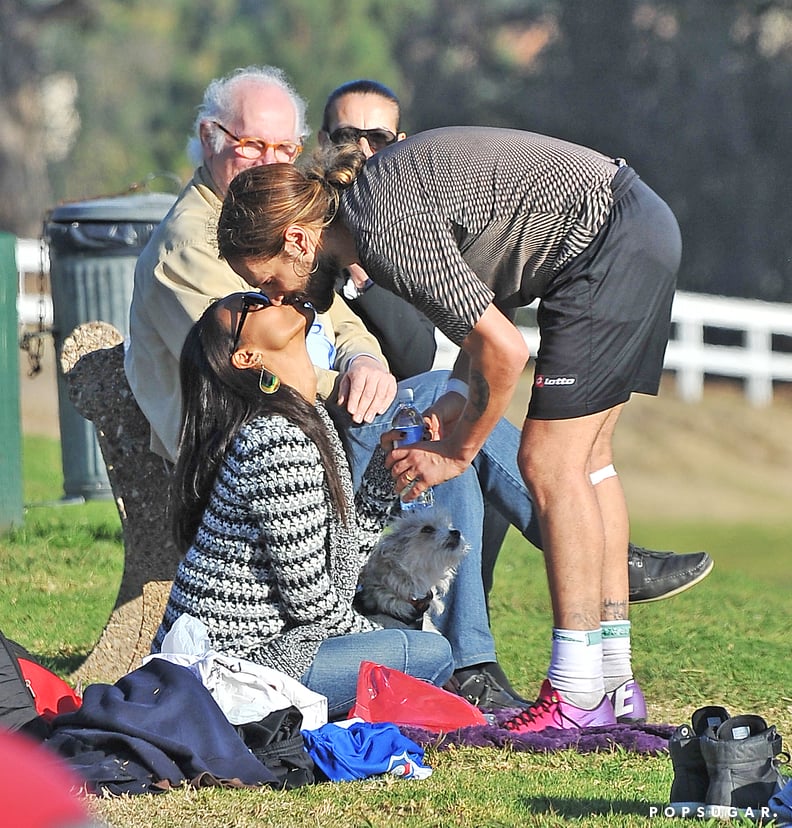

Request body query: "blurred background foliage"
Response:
[2, 0, 791, 301]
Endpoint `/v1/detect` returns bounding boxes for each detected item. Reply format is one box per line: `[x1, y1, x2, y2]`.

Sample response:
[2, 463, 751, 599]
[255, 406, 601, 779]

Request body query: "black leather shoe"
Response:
[447, 662, 531, 710]
[628, 543, 714, 603]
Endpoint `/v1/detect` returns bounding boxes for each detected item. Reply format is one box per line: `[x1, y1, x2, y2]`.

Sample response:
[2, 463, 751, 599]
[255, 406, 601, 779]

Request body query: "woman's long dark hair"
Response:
[170, 298, 348, 552]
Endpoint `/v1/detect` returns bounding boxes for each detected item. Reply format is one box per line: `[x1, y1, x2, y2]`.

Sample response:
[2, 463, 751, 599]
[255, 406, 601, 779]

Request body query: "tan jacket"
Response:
[124, 165, 387, 461]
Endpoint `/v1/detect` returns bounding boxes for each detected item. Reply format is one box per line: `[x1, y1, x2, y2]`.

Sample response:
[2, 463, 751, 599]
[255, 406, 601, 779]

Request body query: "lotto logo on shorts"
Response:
[534, 374, 577, 388]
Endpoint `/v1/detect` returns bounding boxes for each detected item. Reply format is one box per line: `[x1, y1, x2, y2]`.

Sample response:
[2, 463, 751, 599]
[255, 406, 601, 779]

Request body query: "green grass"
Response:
[0, 436, 124, 673]
[2, 435, 790, 828]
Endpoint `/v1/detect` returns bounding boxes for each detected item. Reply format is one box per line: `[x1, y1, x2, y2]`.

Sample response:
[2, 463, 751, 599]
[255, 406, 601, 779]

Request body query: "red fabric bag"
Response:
[350, 661, 487, 733]
[17, 656, 81, 720]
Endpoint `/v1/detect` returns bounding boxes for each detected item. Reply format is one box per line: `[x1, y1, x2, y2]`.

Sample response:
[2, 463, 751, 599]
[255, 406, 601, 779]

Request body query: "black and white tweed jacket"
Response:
[152, 402, 395, 679]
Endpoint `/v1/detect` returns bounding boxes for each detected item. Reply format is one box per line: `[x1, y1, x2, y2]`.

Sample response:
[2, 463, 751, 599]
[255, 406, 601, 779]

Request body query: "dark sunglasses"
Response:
[328, 126, 397, 151]
[230, 291, 271, 354]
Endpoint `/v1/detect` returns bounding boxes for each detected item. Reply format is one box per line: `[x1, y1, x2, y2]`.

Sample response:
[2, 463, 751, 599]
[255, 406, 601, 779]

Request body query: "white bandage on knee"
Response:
[589, 463, 617, 485]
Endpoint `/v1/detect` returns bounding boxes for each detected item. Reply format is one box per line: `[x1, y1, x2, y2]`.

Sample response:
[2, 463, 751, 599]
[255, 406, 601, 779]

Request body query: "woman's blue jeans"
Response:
[301, 628, 454, 719]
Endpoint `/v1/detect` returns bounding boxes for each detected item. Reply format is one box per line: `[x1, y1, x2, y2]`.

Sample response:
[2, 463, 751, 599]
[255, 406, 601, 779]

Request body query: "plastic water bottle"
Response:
[391, 387, 434, 512]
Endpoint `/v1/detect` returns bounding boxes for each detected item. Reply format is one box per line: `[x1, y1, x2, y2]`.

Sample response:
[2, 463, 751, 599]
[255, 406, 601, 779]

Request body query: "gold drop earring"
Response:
[259, 366, 281, 395]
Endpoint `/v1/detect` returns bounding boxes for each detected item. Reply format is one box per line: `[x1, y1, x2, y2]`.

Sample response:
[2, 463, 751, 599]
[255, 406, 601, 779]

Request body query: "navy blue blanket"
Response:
[45, 659, 278, 794]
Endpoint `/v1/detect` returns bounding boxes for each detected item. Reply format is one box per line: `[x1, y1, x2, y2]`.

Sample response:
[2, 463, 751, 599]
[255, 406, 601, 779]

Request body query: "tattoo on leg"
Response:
[571, 610, 604, 630]
[601, 598, 628, 621]
[463, 370, 490, 422]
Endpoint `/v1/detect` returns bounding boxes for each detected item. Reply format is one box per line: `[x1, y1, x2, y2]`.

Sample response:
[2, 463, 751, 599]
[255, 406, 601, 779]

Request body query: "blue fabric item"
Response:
[45, 659, 278, 794]
[302, 720, 430, 782]
[769, 777, 792, 826]
[306, 316, 337, 372]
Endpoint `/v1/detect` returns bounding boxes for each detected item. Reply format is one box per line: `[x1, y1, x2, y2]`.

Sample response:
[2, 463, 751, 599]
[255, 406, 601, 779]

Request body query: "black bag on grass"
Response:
[0, 629, 81, 740]
[236, 705, 316, 789]
[0, 630, 46, 737]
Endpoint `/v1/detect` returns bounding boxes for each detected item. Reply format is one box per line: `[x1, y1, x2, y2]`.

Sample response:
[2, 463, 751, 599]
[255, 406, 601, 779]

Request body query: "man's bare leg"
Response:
[519, 409, 618, 631]
[509, 405, 634, 724]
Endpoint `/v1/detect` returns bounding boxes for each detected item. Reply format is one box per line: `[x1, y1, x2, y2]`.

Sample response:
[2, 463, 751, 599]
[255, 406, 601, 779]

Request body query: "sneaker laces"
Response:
[504, 690, 558, 730]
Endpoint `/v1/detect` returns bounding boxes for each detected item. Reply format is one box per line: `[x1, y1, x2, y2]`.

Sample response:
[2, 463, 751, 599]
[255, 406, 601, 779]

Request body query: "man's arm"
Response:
[151, 244, 246, 359]
[126, 237, 249, 461]
[451, 304, 529, 462]
[317, 293, 397, 423]
[385, 304, 529, 489]
[324, 291, 387, 372]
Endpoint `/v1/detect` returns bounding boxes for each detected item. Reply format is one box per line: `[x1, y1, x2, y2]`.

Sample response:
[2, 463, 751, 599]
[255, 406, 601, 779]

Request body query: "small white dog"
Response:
[355, 510, 469, 629]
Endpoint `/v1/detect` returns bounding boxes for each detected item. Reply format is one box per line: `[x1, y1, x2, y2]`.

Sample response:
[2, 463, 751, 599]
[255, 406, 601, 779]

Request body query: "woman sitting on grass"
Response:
[151, 291, 454, 719]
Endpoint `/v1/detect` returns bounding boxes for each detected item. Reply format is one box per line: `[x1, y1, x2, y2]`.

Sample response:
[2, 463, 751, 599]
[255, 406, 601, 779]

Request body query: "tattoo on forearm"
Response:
[463, 370, 490, 422]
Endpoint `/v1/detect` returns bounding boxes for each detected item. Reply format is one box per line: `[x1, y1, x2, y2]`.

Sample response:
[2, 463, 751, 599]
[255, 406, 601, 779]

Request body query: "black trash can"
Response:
[46, 193, 176, 501]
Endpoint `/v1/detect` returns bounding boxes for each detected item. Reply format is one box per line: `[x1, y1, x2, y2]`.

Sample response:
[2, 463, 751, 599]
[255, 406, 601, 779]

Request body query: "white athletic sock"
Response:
[601, 620, 633, 692]
[547, 628, 604, 709]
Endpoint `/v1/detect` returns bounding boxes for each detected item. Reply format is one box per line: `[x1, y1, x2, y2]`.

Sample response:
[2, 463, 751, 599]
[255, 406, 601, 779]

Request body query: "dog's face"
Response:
[356, 510, 470, 626]
[374, 510, 465, 574]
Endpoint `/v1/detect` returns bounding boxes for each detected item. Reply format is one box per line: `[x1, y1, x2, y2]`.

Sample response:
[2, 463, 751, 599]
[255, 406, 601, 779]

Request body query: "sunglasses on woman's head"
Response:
[230, 291, 271, 355]
[328, 126, 397, 151]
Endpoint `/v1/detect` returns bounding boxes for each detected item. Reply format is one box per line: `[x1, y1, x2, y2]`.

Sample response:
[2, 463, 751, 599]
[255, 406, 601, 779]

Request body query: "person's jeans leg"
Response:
[426, 464, 497, 670]
[301, 629, 454, 719]
[473, 417, 543, 549]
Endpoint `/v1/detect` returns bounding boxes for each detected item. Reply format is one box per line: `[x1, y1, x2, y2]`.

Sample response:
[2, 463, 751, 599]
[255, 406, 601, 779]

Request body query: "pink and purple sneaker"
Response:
[504, 680, 618, 733]
[606, 678, 648, 724]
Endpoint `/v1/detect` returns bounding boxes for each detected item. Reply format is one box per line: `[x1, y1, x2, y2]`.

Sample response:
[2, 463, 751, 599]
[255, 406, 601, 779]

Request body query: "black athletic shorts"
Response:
[527, 170, 681, 420]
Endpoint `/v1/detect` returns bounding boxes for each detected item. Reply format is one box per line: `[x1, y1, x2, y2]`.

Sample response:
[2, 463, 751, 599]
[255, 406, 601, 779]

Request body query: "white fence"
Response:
[15, 237, 53, 329]
[14, 238, 792, 407]
[665, 292, 792, 406]
[434, 291, 792, 408]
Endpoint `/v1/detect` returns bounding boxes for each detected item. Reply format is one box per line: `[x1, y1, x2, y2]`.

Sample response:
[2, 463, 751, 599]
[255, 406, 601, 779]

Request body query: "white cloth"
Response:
[144, 614, 328, 730]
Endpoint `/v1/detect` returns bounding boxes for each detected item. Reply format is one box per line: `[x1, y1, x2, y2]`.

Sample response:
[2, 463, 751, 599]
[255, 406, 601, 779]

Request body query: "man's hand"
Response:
[383, 439, 470, 497]
[336, 355, 397, 423]
[422, 391, 467, 438]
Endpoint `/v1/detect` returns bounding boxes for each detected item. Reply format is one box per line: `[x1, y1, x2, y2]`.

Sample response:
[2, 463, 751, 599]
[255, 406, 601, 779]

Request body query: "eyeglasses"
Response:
[230, 291, 271, 354]
[213, 121, 303, 162]
[328, 126, 397, 151]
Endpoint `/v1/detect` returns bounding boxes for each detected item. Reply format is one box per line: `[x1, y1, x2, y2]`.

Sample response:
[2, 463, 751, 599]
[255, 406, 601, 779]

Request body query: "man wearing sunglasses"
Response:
[316, 80, 438, 383]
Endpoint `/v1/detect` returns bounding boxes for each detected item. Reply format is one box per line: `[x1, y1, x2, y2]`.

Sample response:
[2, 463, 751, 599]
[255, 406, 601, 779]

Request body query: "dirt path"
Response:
[19, 335, 60, 440]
